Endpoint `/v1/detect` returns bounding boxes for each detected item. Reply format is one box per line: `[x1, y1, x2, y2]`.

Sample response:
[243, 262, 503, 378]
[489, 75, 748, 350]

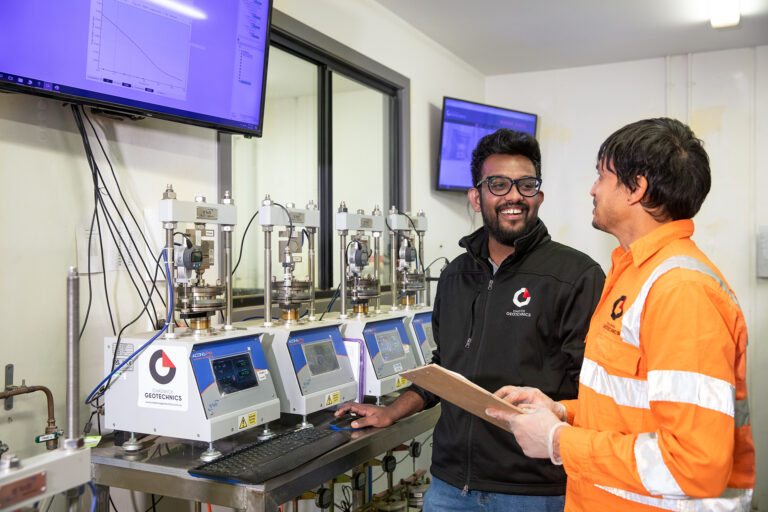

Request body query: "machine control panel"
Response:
[411, 312, 436, 363]
[362, 318, 418, 379]
[286, 326, 352, 396]
[190, 336, 272, 419]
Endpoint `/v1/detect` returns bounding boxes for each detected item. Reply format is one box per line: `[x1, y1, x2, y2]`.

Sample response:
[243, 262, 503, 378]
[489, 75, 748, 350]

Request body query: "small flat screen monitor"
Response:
[0, 0, 272, 136]
[437, 97, 537, 191]
[374, 330, 406, 362]
[301, 339, 341, 377]
[212, 353, 259, 395]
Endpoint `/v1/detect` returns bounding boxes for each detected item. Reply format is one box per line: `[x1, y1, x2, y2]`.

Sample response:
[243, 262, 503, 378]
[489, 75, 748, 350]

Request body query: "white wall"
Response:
[486, 46, 768, 509]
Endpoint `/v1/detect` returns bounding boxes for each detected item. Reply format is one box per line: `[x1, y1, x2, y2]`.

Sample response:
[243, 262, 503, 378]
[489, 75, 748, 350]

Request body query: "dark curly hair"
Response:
[470, 129, 541, 186]
[597, 118, 711, 221]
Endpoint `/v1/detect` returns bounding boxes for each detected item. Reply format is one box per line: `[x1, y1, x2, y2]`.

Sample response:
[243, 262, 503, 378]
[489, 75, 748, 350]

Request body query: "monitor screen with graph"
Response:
[437, 97, 537, 191]
[0, 0, 272, 136]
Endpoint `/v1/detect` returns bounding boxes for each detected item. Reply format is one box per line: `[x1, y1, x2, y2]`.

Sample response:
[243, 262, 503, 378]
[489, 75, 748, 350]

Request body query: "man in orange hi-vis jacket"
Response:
[486, 118, 755, 511]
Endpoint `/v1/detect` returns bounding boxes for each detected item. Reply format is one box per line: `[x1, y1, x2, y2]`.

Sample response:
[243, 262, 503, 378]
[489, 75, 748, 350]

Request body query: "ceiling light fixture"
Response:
[710, 0, 740, 28]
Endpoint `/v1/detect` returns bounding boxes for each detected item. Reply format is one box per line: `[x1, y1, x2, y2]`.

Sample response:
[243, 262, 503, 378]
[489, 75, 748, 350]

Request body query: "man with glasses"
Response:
[336, 128, 605, 511]
[487, 118, 755, 511]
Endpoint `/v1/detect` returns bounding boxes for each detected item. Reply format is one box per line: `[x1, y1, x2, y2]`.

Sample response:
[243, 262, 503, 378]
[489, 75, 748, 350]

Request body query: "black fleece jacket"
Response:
[411, 220, 605, 495]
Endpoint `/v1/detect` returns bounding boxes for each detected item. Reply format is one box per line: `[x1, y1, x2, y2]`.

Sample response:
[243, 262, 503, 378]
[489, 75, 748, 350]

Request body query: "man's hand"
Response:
[334, 402, 396, 428]
[494, 386, 566, 421]
[485, 406, 567, 461]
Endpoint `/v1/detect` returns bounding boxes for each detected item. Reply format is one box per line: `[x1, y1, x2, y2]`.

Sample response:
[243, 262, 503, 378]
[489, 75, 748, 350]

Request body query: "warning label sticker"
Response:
[324, 391, 341, 406]
[238, 411, 259, 430]
[395, 376, 408, 388]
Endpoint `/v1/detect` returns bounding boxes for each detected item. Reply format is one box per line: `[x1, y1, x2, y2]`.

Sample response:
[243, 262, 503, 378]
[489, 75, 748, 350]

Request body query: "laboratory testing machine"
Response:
[101, 187, 280, 460]
[237, 196, 357, 431]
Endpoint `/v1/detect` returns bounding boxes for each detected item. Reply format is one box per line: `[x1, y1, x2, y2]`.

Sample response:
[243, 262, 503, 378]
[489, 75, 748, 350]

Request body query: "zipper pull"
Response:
[488, 279, 494, 291]
[465, 338, 472, 349]
[461, 485, 469, 496]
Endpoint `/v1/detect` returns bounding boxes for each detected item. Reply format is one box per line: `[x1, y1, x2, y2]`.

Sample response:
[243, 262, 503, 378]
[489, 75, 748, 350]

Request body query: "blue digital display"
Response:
[362, 318, 409, 362]
[412, 312, 435, 351]
[437, 97, 538, 191]
[0, 0, 272, 136]
[287, 326, 348, 377]
[190, 335, 268, 397]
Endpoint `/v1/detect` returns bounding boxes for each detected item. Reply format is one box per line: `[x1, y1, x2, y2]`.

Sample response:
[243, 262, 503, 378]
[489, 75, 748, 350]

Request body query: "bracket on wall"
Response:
[4, 364, 13, 410]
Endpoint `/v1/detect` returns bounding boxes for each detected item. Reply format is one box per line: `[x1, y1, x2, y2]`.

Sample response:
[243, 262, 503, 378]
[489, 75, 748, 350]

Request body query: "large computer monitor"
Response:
[0, 0, 272, 136]
[437, 97, 538, 191]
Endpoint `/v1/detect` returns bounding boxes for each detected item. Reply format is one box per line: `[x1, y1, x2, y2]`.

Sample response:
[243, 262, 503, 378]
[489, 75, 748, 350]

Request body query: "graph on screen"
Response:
[86, 0, 191, 101]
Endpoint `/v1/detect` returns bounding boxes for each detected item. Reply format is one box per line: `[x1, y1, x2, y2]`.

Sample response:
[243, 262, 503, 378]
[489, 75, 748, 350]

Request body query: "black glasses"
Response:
[476, 176, 542, 197]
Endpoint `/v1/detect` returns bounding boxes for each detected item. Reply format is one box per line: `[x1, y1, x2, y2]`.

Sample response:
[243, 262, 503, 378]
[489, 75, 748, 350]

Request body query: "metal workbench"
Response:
[90, 405, 439, 511]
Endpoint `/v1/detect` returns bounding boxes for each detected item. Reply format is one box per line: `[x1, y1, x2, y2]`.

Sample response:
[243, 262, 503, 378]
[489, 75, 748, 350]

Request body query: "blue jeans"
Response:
[423, 476, 565, 512]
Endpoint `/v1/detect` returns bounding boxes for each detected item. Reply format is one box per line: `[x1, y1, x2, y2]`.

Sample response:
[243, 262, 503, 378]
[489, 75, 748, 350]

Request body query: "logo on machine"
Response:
[611, 296, 627, 320]
[149, 349, 177, 384]
[513, 287, 531, 308]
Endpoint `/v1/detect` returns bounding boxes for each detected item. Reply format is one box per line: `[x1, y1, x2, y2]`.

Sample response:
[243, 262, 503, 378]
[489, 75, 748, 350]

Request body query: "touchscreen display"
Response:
[302, 339, 340, 376]
[422, 322, 436, 350]
[374, 330, 405, 362]
[212, 353, 258, 395]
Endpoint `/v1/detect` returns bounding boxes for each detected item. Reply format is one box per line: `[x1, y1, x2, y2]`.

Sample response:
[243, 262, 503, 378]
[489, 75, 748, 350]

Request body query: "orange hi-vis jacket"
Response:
[559, 220, 754, 511]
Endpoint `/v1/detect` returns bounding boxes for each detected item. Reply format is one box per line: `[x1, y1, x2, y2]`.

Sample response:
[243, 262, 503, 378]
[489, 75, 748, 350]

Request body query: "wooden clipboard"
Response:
[400, 364, 524, 433]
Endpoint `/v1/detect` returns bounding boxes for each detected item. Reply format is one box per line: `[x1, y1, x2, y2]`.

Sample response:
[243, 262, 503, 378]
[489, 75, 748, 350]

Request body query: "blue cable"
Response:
[88, 481, 97, 512]
[85, 250, 173, 404]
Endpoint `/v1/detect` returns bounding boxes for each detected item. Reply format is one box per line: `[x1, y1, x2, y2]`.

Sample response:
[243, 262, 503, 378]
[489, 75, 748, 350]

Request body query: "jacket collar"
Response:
[611, 219, 695, 268]
[459, 219, 551, 270]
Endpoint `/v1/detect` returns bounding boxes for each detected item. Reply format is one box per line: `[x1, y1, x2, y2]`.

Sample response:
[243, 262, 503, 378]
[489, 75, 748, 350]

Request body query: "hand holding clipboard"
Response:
[399, 364, 525, 433]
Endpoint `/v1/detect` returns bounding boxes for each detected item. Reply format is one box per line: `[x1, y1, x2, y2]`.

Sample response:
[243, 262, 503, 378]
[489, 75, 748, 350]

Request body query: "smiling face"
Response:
[468, 154, 544, 247]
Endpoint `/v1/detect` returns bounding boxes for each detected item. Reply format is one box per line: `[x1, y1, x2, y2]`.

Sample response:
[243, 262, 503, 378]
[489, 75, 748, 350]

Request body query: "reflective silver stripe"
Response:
[648, 370, 735, 417]
[735, 399, 750, 428]
[595, 485, 753, 511]
[620, 255, 739, 349]
[635, 432, 685, 496]
[579, 362, 747, 421]
[579, 358, 649, 409]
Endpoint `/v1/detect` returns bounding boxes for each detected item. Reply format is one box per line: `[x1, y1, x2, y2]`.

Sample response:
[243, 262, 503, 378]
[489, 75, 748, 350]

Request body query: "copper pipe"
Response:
[1, 386, 58, 449]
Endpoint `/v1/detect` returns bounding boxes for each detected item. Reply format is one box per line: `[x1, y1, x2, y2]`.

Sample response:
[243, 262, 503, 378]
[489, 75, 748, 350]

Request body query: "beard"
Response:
[480, 197, 537, 246]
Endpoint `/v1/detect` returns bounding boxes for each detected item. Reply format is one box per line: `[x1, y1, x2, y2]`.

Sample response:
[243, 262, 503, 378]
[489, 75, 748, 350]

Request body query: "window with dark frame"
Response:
[219, 10, 410, 308]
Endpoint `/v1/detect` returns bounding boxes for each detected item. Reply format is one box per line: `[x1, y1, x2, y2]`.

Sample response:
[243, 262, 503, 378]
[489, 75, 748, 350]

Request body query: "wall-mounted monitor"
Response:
[0, 0, 272, 137]
[437, 97, 537, 191]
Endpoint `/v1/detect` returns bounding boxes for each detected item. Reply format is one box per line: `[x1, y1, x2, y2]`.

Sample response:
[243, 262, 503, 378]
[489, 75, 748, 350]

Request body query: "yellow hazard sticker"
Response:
[237, 411, 259, 430]
[324, 391, 341, 406]
[395, 376, 408, 388]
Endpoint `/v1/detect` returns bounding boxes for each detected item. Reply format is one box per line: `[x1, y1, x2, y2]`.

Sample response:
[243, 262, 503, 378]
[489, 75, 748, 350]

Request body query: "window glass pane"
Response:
[232, 47, 318, 297]
[331, 72, 392, 289]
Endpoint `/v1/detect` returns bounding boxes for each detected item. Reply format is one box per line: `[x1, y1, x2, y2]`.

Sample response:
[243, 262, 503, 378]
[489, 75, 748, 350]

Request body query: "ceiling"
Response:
[372, 0, 768, 75]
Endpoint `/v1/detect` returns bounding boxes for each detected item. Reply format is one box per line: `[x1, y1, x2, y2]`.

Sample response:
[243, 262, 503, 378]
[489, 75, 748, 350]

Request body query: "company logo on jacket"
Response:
[611, 295, 626, 320]
[513, 287, 531, 307]
[507, 287, 532, 317]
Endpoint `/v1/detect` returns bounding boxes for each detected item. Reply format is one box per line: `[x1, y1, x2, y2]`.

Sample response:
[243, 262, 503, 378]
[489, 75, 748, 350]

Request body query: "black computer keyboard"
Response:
[188, 427, 351, 484]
